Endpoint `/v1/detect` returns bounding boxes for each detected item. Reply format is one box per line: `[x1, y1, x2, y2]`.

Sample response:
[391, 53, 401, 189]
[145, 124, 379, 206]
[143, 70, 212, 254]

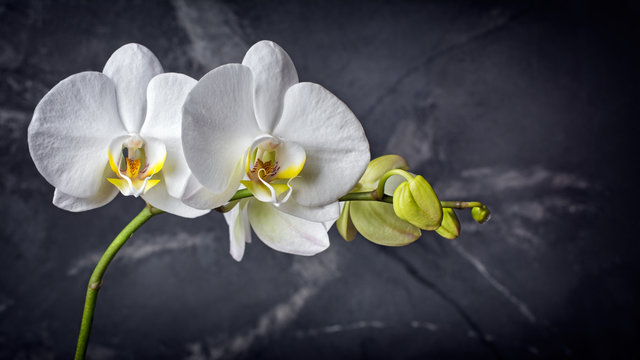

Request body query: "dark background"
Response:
[1, 0, 639, 359]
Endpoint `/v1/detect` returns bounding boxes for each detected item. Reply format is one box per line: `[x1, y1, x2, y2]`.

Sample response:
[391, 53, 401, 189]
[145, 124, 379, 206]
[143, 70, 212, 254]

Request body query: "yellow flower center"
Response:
[107, 135, 165, 197]
[241, 137, 305, 204]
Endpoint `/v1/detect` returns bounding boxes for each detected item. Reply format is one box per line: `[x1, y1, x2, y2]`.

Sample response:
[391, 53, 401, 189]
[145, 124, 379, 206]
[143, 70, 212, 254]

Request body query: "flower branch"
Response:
[75, 205, 163, 360]
[27, 40, 492, 359]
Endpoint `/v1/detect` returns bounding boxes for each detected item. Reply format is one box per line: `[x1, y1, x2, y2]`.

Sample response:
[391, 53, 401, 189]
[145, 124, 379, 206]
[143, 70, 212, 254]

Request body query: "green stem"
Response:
[217, 188, 485, 211]
[376, 169, 414, 200]
[439, 201, 483, 209]
[229, 188, 253, 202]
[339, 191, 393, 203]
[74, 204, 163, 360]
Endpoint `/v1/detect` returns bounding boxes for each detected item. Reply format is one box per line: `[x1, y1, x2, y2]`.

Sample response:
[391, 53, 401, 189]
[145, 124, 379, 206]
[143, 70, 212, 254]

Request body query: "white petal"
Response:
[223, 199, 251, 261]
[140, 73, 197, 199]
[273, 82, 370, 207]
[322, 201, 347, 231]
[275, 200, 340, 223]
[322, 220, 336, 231]
[141, 178, 210, 218]
[107, 134, 134, 170]
[182, 64, 261, 194]
[103, 43, 163, 133]
[52, 165, 119, 212]
[242, 40, 299, 132]
[28, 72, 126, 198]
[248, 200, 329, 256]
[139, 136, 167, 178]
[181, 170, 242, 210]
[273, 140, 306, 180]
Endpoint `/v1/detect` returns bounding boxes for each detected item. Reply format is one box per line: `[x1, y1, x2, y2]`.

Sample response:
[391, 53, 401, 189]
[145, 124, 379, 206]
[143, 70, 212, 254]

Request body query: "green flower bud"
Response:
[471, 205, 491, 224]
[337, 202, 357, 242]
[355, 154, 409, 192]
[350, 201, 421, 246]
[338, 155, 416, 245]
[435, 208, 461, 239]
[392, 175, 443, 230]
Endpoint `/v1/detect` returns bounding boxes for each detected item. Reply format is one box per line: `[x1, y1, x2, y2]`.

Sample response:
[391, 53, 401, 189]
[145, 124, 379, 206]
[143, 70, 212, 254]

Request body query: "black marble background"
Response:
[1, 0, 639, 359]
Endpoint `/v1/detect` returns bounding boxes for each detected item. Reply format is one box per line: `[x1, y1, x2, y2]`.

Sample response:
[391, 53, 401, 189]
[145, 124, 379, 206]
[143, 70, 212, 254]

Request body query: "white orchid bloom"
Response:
[28, 43, 209, 218]
[182, 40, 370, 260]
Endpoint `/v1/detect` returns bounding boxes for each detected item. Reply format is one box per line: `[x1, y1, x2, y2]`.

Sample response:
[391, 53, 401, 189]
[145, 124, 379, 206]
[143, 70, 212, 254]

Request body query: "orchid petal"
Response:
[102, 43, 163, 133]
[106, 178, 136, 196]
[248, 200, 329, 256]
[140, 73, 197, 198]
[141, 178, 209, 218]
[53, 187, 118, 212]
[52, 165, 119, 212]
[138, 137, 167, 178]
[224, 199, 251, 261]
[322, 220, 336, 232]
[274, 82, 370, 207]
[182, 64, 261, 194]
[107, 135, 128, 175]
[242, 40, 299, 132]
[240, 179, 290, 204]
[28, 72, 126, 199]
[107, 135, 166, 197]
[275, 200, 340, 223]
[273, 141, 305, 180]
[350, 201, 421, 246]
[181, 165, 243, 210]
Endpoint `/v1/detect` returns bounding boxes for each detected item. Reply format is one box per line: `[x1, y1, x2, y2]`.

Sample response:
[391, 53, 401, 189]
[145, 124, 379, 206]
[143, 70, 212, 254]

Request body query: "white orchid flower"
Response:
[28, 43, 209, 218]
[182, 40, 370, 260]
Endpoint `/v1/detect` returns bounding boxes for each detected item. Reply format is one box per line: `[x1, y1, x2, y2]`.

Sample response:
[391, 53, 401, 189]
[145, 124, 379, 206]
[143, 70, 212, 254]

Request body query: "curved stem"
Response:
[376, 169, 414, 200]
[74, 204, 163, 360]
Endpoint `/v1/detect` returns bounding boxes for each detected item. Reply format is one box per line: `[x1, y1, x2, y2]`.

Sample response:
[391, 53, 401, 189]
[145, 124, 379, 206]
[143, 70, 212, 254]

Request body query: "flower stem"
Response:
[229, 188, 253, 202]
[74, 204, 163, 360]
[375, 169, 415, 200]
[218, 188, 486, 211]
[339, 191, 393, 203]
[439, 201, 484, 209]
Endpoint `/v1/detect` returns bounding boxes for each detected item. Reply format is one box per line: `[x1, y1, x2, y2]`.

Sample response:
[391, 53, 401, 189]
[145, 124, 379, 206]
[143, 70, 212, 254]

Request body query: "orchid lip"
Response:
[107, 134, 166, 197]
[242, 134, 305, 205]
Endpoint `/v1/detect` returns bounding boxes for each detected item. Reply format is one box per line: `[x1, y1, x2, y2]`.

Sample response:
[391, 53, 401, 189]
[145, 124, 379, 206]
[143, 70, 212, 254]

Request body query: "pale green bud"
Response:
[356, 154, 409, 192]
[471, 205, 491, 224]
[392, 175, 443, 230]
[350, 201, 421, 246]
[435, 208, 461, 239]
[337, 202, 357, 242]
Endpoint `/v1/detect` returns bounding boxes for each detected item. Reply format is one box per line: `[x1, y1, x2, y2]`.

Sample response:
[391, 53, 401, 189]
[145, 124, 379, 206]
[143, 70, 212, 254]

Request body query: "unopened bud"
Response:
[337, 202, 357, 242]
[471, 205, 491, 224]
[435, 208, 461, 239]
[355, 154, 409, 192]
[393, 175, 442, 230]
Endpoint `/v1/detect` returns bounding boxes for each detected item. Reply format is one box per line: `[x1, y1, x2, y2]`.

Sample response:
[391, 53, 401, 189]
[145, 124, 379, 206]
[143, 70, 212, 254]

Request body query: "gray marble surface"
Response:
[1, 0, 639, 359]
